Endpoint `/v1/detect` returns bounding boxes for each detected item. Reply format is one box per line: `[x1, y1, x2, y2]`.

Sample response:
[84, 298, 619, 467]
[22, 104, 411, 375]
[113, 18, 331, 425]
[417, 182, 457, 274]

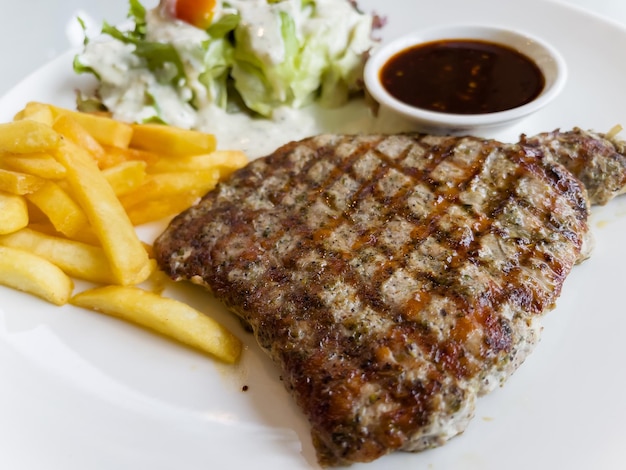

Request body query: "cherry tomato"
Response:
[175, 0, 216, 29]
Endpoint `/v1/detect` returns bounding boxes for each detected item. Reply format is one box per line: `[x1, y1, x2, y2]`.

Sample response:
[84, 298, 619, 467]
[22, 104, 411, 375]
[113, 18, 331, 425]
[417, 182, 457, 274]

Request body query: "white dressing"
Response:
[75, 0, 377, 127]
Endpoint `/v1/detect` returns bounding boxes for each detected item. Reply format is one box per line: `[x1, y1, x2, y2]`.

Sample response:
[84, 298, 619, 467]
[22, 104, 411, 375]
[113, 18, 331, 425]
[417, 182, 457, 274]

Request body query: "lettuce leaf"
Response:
[100, 21, 186, 86]
[127, 0, 148, 39]
[230, 10, 299, 116]
[206, 13, 240, 39]
[229, 0, 373, 117]
[73, 0, 375, 123]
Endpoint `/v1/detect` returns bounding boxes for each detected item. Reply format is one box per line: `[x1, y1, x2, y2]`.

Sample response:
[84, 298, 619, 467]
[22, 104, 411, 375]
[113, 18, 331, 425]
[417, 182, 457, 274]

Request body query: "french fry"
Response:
[53, 139, 152, 285]
[101, 160, 147, 196]
[0, 168, 45, 195]
[147, 150, 248, 178]
[0, 228, 117, 284]
[124, 193, 200, 226]
[0, 101, 245, 365]
[25, 181, 88, 237]
[23, 199, 48, 224]
[26, 221, 100, 246]
[45, 103, 133, 148]
[119, 169, 219, 210]
[0, 119, 60, 154]
[101, 145, 160, 167]
[0, 192, 28, 234]
[130, 123, 217, 156]
[71, 286, 242, 363]
[13, 102, 54, 125]
[0, 245, 73, 306]
[0, 152, 67, 179]
[53, 114, 107, 165]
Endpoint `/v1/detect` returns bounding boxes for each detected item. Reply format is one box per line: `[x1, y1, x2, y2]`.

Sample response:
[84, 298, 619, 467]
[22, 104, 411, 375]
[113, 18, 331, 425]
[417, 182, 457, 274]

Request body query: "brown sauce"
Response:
[380, 39, 545, 114]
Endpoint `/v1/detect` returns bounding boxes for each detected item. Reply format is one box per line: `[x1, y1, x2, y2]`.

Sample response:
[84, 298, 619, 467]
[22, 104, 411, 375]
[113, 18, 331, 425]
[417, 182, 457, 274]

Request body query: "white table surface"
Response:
[0, 0, 625, 99]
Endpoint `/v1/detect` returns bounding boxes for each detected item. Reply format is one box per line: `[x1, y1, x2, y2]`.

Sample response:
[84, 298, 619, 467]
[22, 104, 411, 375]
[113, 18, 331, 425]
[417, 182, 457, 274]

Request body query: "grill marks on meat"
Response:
[154, 133, 594, 466]
[522, 127, 626, 205]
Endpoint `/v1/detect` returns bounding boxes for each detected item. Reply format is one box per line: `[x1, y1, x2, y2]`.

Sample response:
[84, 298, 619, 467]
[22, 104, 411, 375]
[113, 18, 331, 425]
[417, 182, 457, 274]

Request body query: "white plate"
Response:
[1, 0, 626, 469]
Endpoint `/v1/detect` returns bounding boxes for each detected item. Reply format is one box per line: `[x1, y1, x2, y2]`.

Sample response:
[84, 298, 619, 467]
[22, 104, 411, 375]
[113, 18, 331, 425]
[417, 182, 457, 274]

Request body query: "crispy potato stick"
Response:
[43, 103, 133, 148]
[0, 192, 28, 234]
[0, 120, 60, 154]
[102, 145, 160, 167]
[53, 139, 152, 285]
[0, 152, 67, 179]
[0, 245, 73, 305]
[25, 181, 88, 237]
[124, 193, 201, 226]
[27, 221, 100, 246]
[0, 228, 117, 284]
[101, 160, 147, 196]
[53, 114, 107, 165]
[13, 102, 54, 125]
[119, 169, 219, 209]
[130, 123, 217, 156]
[147, 150, 249, 178]
[71, 286, 242, 363]
[0, 168, 45, 195]
[24, 199, 48, 224]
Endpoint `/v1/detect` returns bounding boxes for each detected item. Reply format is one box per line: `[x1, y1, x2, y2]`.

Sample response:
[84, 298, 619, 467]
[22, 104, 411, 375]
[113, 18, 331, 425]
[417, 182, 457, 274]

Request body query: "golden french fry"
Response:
[45, 104, 133, 148]
[53, 139, 152, 285]
[14, 102, 54, 125]
[101, 160, 147, 196]
[119, 169, 219, 210]
[124, 194, 200, 226]
[0, 228, 117, 284]
[71, 286, 242, 363]
[0, 119, 60, 154]
[147, 150, 248, 178]
[24, 199, 48, 224]
[95, 148, 126, 169]
[0, 102, 249, 363]
[130, 123, 217, 156]
[0, 152, 67, 179]
[53, 114, 107, 165]
[0, 192, 28, 234]
[25, 181, 88, 237]
[0, 245, 73, 305]
[102, 145, 161, 166]
[0, 168, 45, 195]
[26, 221, 100, 246]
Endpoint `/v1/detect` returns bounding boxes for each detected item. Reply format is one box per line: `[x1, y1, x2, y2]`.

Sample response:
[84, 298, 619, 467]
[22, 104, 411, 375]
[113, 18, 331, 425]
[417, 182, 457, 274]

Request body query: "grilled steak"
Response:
[154, 130, 625, 466]
[521, 127, 626, 205]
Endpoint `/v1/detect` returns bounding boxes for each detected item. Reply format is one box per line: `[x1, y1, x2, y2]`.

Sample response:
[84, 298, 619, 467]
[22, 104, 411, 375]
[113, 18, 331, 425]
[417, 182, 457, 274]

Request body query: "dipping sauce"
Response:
[379, 39, 545, 115]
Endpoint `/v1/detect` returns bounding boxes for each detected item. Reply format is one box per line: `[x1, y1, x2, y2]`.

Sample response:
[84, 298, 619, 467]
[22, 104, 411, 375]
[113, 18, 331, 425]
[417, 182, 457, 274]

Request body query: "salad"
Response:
[74, 0, 379, 129]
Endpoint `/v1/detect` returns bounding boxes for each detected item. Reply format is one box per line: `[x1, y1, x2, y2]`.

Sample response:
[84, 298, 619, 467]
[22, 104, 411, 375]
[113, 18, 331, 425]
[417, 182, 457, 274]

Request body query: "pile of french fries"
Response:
[0, 102, 248, 363]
